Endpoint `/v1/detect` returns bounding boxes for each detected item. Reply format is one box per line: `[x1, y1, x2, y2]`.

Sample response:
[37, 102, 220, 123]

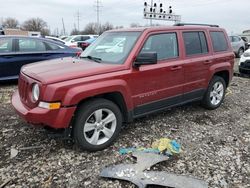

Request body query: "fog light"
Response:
[38, 102, 61, 109]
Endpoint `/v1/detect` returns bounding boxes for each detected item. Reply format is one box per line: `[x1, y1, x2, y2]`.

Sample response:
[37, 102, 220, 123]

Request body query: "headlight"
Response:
[243, 52, 250, 57]
[32, 83, 40, 102]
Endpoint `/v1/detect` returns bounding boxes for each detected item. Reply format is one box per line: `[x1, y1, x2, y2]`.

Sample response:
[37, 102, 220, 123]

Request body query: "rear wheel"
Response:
[73, 98, 122, 151]
[201, 76, 226, 110]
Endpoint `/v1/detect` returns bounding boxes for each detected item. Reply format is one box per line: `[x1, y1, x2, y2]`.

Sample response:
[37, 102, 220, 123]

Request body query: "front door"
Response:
[129, 32, 184, 116]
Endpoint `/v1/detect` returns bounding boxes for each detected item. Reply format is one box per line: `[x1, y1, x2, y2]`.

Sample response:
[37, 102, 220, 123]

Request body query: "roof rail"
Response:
[174, 23, 219, 27]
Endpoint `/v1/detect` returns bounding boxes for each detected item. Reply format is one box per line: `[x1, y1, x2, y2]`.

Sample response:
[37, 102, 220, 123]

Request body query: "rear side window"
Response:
[18, 38, 46, 52]
[73, 36, 81, 42]
[46, 42, 62, 50]
[0, 38, 12, 53]
[140, 33, 179, 60]
[81, 36, 90, 41]
[210, 31, 228, 52]
[183, 31, 208, 56]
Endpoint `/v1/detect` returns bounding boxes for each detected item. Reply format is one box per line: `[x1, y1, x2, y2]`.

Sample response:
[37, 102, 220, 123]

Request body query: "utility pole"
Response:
[62, 18, 66, 35]
[75, 10, 81, 31]
[94, 0, 102, 34]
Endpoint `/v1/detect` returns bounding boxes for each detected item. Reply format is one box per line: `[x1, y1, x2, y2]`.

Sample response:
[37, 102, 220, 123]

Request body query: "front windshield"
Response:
[65, 36, 74, 42]
[80, 31, 141, 64]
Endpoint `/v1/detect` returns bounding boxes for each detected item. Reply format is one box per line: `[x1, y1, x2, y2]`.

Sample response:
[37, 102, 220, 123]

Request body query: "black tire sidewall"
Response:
[202, 76, 226, 110]
[73, 98, 122, 151]
[237, 48, 244, 58]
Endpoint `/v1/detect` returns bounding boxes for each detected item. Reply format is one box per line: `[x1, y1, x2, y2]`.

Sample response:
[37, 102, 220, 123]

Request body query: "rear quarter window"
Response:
[46, 42, 62, 51]
[210, 31, 228, 52]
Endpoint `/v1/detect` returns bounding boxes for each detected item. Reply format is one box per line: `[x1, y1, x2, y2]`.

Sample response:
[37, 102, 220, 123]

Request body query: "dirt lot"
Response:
[0, 75, 250, 188]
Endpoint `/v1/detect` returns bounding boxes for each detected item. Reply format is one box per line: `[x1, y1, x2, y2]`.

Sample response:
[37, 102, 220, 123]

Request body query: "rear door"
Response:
[181, 30, 211, 101]
[10, 38, 48, 77]
[0, 37, 16, 80]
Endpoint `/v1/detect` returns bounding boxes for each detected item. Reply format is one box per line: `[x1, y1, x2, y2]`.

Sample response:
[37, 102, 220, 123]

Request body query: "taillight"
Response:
[76, 51, 82, 57]
[69, 44, 77, 48]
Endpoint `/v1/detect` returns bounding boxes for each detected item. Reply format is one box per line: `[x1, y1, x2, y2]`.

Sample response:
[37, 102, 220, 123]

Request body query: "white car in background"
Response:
[239, 49, 250, 75]
[45, 36, 66, 44]
[65, 35, 98, 48]
[229, 35, 245, 58]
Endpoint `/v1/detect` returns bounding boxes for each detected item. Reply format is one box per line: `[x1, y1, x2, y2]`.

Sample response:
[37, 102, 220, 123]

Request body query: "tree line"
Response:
[1, 17, 49, 36]
[1, 17, 159, 36]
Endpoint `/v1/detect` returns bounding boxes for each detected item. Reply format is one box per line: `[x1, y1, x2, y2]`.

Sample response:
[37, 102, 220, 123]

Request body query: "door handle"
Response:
[42, 54, 51, 57]
[4, 55, 14, 58]
[170, 65, 182, 71]
[204, 60, 212, 65]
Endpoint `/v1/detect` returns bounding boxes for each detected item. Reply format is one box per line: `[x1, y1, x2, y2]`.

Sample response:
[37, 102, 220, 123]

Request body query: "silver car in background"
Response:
[229, 35, 245, 58]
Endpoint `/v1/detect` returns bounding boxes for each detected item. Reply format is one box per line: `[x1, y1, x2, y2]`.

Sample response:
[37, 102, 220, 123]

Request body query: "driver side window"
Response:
[141, 33, 179, 60]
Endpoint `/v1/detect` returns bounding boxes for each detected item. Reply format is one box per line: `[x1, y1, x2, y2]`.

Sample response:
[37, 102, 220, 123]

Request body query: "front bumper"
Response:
[12, 91, 76, 129]
[239, 61, 250, 75]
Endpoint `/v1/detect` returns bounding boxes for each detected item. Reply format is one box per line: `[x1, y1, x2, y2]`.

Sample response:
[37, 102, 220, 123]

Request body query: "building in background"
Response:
[1, 28, 41, 37]
[240, 29, 250, 41]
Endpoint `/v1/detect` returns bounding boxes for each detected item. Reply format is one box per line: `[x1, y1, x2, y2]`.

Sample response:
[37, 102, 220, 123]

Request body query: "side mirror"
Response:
[134, 52, 157, 67]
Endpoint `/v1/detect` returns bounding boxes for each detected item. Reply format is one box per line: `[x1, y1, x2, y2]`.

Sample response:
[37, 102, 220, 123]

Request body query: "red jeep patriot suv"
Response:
[12, 24, 234, 151]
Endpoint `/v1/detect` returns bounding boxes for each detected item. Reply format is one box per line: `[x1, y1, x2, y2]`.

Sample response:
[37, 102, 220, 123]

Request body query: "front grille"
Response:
[18, 75, 29, 102]
[240, 62, 250, 69]
[239, 68, 250, 75]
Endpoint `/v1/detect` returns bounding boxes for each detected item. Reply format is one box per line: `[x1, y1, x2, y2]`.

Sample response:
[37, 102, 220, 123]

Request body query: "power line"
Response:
[94, 0, 102, 34]
[62, 18, 66, 35]
[75, 10, 81, 31]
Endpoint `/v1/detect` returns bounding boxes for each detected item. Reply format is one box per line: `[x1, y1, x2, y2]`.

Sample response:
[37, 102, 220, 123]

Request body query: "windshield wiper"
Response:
[81, 55, 102, 63]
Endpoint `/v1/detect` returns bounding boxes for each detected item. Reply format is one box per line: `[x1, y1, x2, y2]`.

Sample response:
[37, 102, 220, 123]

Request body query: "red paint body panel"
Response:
[12, 91, 76, 128]
[12, 26, 234, 129]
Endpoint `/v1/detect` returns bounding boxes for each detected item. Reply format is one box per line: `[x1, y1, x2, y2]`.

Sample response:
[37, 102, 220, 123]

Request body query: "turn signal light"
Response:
[38, 102, 61, 110]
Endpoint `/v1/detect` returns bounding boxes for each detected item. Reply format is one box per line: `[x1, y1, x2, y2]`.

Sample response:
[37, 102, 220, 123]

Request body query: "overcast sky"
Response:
[1, 0, 249, 35]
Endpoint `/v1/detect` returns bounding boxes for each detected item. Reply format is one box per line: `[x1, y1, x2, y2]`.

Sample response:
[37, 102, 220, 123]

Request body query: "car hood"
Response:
[21, 57, 126, 84]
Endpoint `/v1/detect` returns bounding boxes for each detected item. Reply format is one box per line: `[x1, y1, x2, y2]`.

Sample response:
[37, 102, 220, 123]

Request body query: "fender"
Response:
[208, 61, 232, 84]
[61, 79, 133, 110]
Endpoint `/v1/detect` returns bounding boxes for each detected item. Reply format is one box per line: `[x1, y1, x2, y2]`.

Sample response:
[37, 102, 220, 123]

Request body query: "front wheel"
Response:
[73, 98, 122, 151]
[201, 76, 226, 110]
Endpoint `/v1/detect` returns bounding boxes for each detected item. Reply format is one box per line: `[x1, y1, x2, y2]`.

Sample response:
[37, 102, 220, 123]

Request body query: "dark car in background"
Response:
[0, 36, 82, 81]
[77, 38, 96, 50]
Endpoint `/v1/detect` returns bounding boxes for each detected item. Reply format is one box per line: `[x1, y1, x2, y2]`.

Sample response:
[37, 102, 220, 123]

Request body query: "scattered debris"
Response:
[10, 148, 18, 159]
[0, 179, 11, 188]
[151, 138, 181, 155]
[43, 175, 53, 188]
[119, 138, 181, 156]
[10, 145, 44, 159]
[225, 88, 233, 96]
[100, 152, 208, 188]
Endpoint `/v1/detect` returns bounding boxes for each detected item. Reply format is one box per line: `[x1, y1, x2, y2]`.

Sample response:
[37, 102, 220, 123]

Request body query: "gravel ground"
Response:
[0, 76, 250, 188]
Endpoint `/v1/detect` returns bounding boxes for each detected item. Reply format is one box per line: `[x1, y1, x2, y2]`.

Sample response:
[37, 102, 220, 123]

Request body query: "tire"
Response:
[201, 76, 226, 110]
[73, 98, 122, 151]
[237, 47, 244, 58]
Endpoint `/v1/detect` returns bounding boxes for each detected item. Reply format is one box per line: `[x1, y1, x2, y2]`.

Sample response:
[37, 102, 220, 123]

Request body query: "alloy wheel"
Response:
[83, 108, 117, 145]
[209, 81, 224, 106]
